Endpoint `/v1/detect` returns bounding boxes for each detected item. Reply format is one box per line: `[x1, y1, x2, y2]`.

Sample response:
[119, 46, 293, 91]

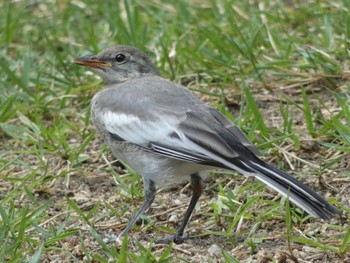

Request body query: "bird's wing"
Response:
[100, 105, 259, 171]
[94, 76, 259, 169]
[101, 110, 209, 163]
[208, 108, 261, 156]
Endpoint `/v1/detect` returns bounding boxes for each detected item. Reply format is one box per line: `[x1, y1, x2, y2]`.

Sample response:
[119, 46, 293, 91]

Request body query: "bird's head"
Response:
[73, 45, 159, 85]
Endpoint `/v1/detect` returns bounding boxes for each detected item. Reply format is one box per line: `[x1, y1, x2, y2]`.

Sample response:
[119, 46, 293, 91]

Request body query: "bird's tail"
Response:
[240, 158, 340, 220]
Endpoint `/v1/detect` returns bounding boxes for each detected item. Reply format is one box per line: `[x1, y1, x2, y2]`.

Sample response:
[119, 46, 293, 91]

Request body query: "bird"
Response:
[73, 45, 340, 244]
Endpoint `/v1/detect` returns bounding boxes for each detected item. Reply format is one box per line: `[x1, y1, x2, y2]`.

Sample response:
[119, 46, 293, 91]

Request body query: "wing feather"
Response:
[100, 109, 257, 172]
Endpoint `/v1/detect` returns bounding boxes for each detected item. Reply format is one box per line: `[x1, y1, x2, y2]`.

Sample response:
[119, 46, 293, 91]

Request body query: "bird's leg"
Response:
[118, 178, 156, 238]
[155, 173, 203, 244]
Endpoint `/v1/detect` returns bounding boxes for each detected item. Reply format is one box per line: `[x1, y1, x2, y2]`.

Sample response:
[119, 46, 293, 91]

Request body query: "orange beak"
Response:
[73, 56, 112, 69]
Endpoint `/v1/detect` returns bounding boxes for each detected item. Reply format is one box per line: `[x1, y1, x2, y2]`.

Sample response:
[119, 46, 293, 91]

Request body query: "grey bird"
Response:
[73, 45, 340, 244]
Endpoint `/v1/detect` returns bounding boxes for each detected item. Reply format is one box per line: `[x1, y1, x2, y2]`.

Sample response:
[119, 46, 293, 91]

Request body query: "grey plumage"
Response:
[73, 45, 340, 244]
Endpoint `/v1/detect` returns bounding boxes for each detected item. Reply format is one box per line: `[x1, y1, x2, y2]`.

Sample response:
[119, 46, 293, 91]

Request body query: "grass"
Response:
[0, 0, 349, 262]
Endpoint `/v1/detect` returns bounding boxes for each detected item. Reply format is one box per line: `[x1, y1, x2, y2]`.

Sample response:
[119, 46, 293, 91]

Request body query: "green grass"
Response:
[1, 0, 349, 262]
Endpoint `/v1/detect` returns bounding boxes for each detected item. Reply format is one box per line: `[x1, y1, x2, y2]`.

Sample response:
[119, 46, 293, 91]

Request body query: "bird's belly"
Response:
[107, 140, 210, 188]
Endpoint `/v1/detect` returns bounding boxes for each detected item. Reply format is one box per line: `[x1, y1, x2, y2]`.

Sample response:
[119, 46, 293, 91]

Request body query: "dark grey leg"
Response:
[155, 173, 203, 244]
[118, 178, 156, 238]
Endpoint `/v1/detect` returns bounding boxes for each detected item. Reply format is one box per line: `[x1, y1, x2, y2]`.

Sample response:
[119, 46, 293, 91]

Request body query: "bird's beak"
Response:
[72, 56, 112, 68]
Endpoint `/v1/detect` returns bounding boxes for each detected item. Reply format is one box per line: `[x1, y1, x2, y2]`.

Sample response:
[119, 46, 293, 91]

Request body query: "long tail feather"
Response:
[241, 158, 340, 220]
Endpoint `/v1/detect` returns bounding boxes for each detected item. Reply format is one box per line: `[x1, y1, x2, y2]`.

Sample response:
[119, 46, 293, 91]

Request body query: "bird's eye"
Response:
[115, 53, 126, 63]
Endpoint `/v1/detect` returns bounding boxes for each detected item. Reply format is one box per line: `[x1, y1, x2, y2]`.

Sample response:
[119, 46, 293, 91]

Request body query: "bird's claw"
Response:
[155, 233, 191, 244]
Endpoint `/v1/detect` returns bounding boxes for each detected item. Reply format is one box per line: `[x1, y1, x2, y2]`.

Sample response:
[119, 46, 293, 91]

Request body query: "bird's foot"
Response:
[155, 232, 191, 244]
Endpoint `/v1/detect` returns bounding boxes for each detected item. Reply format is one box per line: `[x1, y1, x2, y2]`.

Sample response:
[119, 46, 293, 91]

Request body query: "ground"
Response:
[1, 1, 350, 262]
[2, 83, 349, 262]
